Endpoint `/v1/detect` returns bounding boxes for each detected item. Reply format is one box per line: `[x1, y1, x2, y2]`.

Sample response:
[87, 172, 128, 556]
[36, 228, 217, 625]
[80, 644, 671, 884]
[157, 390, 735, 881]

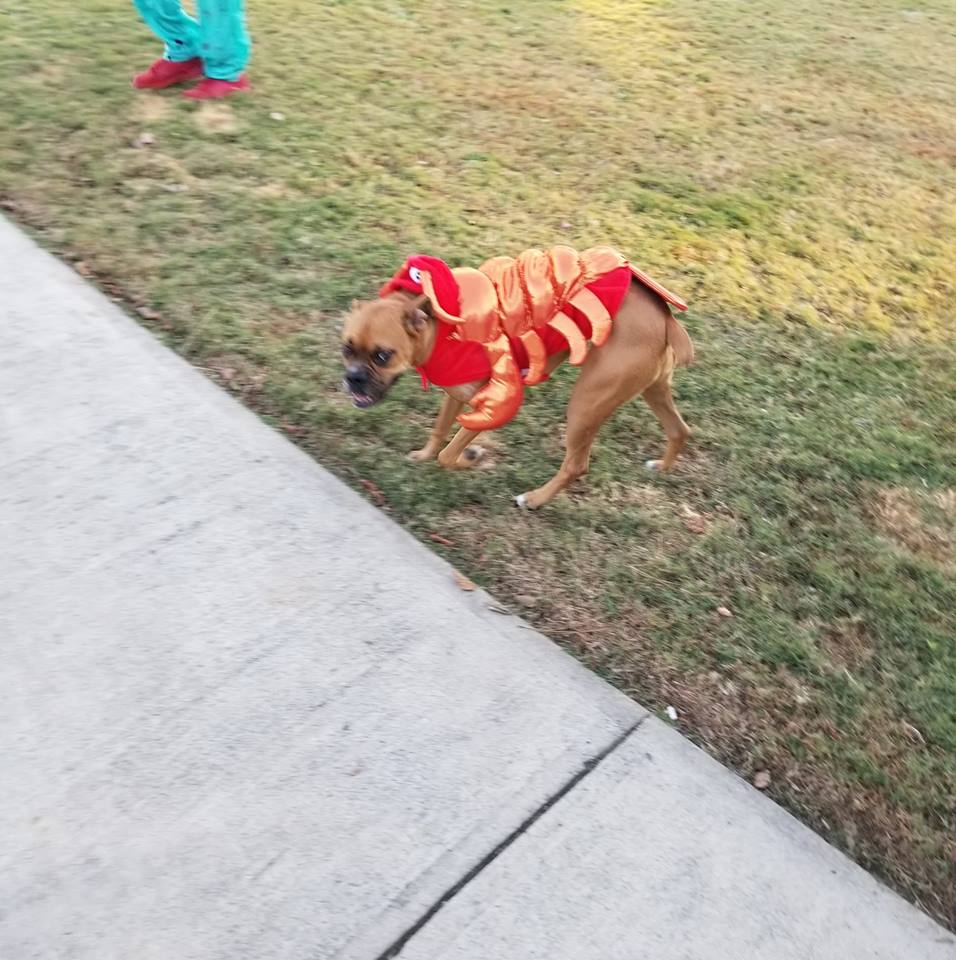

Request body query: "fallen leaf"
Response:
[428, 533, 455, 547]
[902, 721, 926, 745]
[716, 605, 733, 618]
[134, 131, 155, 147]
[280, 421, 305, 436]
[754, 770, 771, 790]
[665, 705, 679, 721]
[359, 479, 386, 506]
[135, 304, 160, 321]
[453, 570, 476, 592]
[680, 504, 707, 535]
[269, 111, 285, 121]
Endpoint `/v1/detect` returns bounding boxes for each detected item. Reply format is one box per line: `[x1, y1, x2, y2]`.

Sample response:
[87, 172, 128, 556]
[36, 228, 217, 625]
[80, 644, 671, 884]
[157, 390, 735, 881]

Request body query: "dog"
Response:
[341, 247, 694, 509]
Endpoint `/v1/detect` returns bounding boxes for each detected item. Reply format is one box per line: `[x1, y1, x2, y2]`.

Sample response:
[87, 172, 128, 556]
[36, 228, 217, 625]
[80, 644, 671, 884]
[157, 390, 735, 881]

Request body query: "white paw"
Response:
[514, 493, 528, 509]
[645, 459, 660, 472]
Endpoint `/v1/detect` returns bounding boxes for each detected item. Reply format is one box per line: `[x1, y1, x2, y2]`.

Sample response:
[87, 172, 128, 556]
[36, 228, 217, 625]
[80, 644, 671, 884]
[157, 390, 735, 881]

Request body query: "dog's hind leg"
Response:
[514, 287, 668, 509]
[515, 363, 651, 509]
[641, 373, 690, 472]
[514, 413, 602, 509]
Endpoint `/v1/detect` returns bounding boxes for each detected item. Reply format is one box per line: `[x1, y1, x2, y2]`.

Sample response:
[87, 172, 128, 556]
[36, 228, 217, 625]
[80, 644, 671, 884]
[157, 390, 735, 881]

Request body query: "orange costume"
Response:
[380, 246, 687, 431]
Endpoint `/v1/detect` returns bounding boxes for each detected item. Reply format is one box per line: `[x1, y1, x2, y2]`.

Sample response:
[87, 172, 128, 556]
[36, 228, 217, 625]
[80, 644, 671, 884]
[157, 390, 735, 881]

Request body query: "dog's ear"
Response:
[403, 295, 432, 336]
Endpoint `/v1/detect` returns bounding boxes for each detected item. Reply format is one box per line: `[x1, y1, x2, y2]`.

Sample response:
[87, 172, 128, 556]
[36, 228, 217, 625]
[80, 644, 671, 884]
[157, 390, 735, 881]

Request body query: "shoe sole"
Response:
[132, 66, 204, 90]
[182, 81, 251, 100]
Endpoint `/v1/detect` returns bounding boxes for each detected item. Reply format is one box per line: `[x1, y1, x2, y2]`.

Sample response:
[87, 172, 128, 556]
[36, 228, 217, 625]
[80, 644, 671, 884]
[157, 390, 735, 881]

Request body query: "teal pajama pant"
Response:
[133, 0, 250, 81]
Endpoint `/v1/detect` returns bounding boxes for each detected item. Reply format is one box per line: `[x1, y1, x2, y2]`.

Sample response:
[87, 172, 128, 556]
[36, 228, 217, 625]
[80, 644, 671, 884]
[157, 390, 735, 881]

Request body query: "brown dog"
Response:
[341, 275, 694, 509]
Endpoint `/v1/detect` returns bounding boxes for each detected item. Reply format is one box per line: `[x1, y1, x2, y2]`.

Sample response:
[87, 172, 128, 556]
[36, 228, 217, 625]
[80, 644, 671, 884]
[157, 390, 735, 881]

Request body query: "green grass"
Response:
[3, 0, 955, 927]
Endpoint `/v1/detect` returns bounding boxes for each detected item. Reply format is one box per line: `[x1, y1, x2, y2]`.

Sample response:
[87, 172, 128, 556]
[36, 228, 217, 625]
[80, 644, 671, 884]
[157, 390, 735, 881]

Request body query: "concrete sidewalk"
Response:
[1, 214, 952, 960]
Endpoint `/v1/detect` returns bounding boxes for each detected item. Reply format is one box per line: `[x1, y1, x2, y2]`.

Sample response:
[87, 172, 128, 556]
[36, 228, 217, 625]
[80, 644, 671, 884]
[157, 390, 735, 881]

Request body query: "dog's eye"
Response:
[372, 350, 393, 366]
[342, 344, 355, 358]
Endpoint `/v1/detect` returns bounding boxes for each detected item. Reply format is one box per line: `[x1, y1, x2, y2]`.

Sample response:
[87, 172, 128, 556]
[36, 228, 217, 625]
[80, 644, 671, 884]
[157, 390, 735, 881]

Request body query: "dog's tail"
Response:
[666, 313, 695, 367]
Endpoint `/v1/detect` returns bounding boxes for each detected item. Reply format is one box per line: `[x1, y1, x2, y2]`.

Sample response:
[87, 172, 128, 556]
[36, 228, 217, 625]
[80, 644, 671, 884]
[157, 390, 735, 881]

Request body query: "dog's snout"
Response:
[345, 366, 369, 389]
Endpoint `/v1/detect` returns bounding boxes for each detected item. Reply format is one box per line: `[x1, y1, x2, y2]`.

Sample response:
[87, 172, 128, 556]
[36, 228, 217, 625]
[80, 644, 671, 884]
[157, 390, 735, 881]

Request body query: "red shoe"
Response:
[132, 57, 203, 90]
[182, 75, 250, 100]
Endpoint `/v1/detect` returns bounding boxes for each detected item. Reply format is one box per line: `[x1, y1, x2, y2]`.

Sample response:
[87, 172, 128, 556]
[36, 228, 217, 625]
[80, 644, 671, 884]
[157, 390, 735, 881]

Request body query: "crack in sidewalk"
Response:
[373, 715, 647, 960]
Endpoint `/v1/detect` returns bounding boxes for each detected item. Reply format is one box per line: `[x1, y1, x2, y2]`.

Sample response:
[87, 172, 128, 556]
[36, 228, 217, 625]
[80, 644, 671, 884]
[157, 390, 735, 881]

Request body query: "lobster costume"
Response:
[379, 245, 688, 431]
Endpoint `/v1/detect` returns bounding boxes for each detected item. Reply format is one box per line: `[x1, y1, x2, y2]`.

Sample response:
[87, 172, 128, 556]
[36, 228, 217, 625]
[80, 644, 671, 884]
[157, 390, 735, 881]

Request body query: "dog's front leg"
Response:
[408, 393, 463, 462]
[437, 426, 484, 469]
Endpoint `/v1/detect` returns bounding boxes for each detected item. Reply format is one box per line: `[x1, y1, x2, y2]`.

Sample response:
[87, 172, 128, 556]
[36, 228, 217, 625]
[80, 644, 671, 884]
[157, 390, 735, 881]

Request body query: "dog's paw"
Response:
[407, 448, 435, 463]
[645, 459, 661, 472]
[514, 493, 529, 509]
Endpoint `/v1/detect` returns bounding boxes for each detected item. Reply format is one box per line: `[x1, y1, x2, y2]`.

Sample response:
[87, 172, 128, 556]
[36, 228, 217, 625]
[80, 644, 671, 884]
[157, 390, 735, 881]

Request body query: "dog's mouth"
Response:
[343, 378, 391, 409]
[349, 390, 379, 409]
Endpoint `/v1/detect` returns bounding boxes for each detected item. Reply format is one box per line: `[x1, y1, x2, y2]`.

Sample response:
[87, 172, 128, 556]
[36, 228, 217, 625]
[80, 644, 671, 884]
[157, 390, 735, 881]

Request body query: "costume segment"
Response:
[380, 246, 687, 431]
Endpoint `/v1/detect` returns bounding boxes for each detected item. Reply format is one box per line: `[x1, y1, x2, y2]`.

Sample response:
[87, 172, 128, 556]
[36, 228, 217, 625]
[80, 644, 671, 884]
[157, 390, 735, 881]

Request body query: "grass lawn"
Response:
[3, 0, 955, 927]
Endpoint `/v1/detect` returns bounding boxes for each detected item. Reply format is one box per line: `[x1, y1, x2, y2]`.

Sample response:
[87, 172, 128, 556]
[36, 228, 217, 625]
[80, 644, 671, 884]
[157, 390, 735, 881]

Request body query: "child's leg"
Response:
[132, 0, 201, 61]
[196, 0, 251, 80]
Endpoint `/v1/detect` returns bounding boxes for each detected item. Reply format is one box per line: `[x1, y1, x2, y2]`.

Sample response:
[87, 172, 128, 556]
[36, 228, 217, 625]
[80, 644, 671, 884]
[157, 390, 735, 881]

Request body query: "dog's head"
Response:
[340, 294, 432, 408]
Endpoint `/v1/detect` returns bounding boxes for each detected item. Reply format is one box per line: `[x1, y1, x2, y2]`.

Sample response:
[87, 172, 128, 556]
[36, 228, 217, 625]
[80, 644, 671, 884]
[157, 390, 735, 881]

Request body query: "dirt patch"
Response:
[202, 354, 268, 399]
[249, 309, 319, 341]
[870, 486, 956, 565]
[601, 481, 671, 510]
[249, 182, 301, 199]
[193, 102, 241, 136]
[820, 617, 875, 671]
[132, 95, 173, 125]
[125, 150, 199, 190]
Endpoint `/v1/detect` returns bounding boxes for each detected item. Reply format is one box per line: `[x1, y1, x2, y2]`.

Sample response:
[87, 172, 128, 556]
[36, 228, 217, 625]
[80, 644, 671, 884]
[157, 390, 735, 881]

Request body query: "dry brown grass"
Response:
[870, 487, 956, 567]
